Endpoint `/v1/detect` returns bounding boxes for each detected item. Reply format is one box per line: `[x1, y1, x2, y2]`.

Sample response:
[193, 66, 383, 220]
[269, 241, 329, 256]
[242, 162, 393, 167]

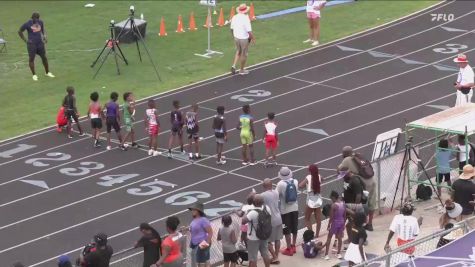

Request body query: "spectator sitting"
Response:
[437, 223, 465, 249]
[439, 199, 463, 229]
[301, 229, 324, 259]
[217, 215, 238, 267]
[58, 255, 73, 267]
[452, 164, 475, 219]
[134, 222, 161, 267]
[384, 201, 423, 255]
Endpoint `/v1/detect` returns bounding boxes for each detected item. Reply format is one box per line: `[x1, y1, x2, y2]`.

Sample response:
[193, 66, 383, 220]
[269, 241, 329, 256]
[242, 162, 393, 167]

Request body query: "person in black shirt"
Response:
[18, 12, 55, 81]
[338, 167, 363, 244]
[63, 86, 84, 138]
[81, 233, 113, 267]
[134, 223, 162, 267]
[344, 212, 367, 266]
[452, 164, 475, 217]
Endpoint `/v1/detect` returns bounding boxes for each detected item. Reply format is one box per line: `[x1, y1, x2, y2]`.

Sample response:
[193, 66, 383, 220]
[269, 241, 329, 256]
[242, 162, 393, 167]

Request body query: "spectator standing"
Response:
[217, 215, 238, 267]
[298, 164, 323, 237]
[153, 216, 185, 267]
[188, 203, 213, 267]
[134, 223, 161, 267]
[338, 167, 362, 242]
[453, 54, 474, 106]
[230, 3, 255, 75]
[436, 139, 452, 196]
[261, 178, 283, 264]
[81, 233, 113, 267]
[456, 135, 471, 174]
[63, 86, 84, 139]
[452, 164, 475, 218]
[304, 0, 327, 46]
[323, 191, 345, 260]
[242, 195, 271, 267]
[384, 201, 422, 255]
[344, 212, 367, 266]
[276, 167, 299, 256]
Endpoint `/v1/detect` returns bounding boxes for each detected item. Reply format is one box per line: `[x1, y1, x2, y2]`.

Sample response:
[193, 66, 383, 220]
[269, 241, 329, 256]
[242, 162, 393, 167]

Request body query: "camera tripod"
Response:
[91, 21, 128, 79]
[391, 136, 444, 211]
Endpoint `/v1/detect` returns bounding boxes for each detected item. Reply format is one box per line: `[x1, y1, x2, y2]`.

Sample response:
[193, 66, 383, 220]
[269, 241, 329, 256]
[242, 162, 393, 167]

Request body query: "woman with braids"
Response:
[135, 223, 162, 267]
[299, 164, 323, 238]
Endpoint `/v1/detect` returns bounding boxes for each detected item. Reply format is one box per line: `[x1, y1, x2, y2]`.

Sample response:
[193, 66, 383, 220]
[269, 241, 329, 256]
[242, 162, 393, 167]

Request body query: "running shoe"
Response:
[189, 153, 194, 160]
[94, 140, 101, 148]
[231, 66, 237, 75]
[195, 153, 202, 159]
[311, 41, 319, 46]
[303, 39, 312, 43]
[78, 132, 86, 137]
[324, 255, 330, 260]
[153, 150, 160, 156]
[32, 75, 38, 81]
[148, 149, 154, 156]
[131, 142, 140, 148]
[239, 69, 250, 75]
[291, 245, 297, 254]
[119, 145, 127, 151]
[242, 161, 249, 166]
[217, 159, 227, 165]
[167, 152, 172, 159]
[106, 146, 112, 150]
[249, 161, 257, 166]
[280, 248, 293, 256]
[45, 72, 55, 78]
[337, 254, 343, 259]
[67, 135, 73, 139]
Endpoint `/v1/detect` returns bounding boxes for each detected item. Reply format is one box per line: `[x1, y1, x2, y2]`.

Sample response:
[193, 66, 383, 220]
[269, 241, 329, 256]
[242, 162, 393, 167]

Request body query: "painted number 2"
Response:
[25, 152, 71, 167]
[231, 90, 271, 102]
[433, 44, 468, 54]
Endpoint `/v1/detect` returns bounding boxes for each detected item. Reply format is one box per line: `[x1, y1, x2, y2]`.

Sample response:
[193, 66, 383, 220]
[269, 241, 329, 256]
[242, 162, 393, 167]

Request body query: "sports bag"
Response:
[352, 153, 374, 179]
[250, 207, 272, 240]
[285, 179, 298, 203]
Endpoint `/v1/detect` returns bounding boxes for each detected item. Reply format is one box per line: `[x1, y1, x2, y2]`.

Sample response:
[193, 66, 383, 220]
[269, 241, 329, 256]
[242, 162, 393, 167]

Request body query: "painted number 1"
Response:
[0, 144, 37, 158]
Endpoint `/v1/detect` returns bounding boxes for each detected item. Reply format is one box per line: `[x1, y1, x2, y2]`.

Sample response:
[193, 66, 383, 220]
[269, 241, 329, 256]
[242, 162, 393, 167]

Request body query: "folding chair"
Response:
[0, 26, 7, 52]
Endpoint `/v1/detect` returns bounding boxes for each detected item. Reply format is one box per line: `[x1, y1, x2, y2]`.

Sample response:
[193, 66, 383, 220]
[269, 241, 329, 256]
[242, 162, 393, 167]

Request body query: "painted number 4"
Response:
[433, 44, 468, 54]
[231, 90, 271, 102]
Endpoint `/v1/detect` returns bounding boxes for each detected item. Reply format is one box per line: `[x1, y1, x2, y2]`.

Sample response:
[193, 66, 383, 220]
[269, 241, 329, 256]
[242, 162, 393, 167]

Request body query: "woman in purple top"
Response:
[323, 190, 346, 260]
[188, 203, 213, 267]
[103, 92, 124, 150]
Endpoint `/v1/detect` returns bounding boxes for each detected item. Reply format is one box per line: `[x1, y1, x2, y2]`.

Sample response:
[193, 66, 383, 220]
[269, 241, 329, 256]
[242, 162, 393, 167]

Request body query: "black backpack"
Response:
[416, 184, 432, 201]
[352, 153, 374, 179]
[250, 207, 272, 240]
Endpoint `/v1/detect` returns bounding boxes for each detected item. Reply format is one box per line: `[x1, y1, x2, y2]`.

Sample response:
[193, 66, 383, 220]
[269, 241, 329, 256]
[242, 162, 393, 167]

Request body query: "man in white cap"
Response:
[453, 54, 474, 106]
[230, 3, 255, 75]
[276, 166, 299, 256]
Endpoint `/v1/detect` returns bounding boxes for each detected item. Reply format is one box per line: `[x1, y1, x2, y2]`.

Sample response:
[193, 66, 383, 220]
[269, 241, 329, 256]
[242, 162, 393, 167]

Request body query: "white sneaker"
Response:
[249, 161, 257, 166]
[324, 255, 330, 260]
[242, 161, 249, 166]
[311, 41, 320, 46]
[303, 39, 312, 43]
[148, 149, 154, 156]
[217, 159, 227, 165]
[153, 150, 160, 156]
[239, 69, 249, 75]
[106, 146, 112, 150]
[45, 72, 55, 78]
[32, 75, 38, 81]
[337, 254, 342, 259]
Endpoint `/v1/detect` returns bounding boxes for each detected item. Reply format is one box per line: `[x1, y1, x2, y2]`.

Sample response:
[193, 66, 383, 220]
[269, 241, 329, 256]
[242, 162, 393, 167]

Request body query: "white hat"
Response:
[459, 164, 475, 180]
[279, 166, 292, 180]
[454, 53, 469, 63]
[236, 3, 250, 14]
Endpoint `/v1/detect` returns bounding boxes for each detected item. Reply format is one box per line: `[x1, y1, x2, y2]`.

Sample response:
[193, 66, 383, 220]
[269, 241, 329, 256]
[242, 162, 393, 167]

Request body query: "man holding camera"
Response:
[79, 233, 113, 267]
[18, 12, 55, 81]
[453, 54, 474, 107]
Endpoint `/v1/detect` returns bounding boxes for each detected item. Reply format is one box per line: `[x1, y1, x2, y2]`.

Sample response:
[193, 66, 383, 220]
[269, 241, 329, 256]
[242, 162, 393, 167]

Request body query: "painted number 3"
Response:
[433, 44, 468, 54]
[231, 90, 271, 102]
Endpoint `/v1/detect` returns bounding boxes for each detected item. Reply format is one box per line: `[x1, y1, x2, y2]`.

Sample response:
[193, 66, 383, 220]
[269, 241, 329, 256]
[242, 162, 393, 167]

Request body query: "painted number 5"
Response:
[433, 44, 468, 54]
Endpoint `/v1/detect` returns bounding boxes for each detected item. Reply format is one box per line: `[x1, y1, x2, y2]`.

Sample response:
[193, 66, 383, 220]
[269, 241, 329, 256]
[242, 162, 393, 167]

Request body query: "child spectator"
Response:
[237, 191, 256, 247]
[88, 92, 103, 148]
[323, 190, 345, 260]
[456, 135, 471, 174]
[218, 215, 238, 267]
[104, 92, 124, 150]
[436, 139, 452, 196]
[301, 229, 324, 258]
[145, 99, 160, 157]
[121, 92, 139, 149]
[262, 112, 278, 166]
[186, 104, 201, 160]
[344, 212, 367, 266]
[63, 86, 84, 138]
[237, 104, 256, 165]
[168, 100, 185, 158]
[213, 106, 227, 165]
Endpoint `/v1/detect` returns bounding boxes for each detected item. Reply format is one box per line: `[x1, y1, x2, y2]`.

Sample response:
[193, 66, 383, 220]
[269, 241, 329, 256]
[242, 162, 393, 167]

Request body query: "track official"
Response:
[453, 54, 474, 107]
[230, 4, 255, 76]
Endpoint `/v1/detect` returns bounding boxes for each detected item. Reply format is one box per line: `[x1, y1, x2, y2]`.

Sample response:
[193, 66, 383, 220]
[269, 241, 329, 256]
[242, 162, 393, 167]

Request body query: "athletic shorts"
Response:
[306, 12, 321, 19]
[106, 117, 120, 133]
[171, 125, 183, 136]
[27, 42, 46, 61]
[437, 173, 451, 184]
[187, 127, 199, 140]
[148, 124, 159, 136]
[234, 38, 250, 57]
[192, 246, 210, 264]
[265, 135, 277, 149]
[65, 110, 78, 122]
[223, 252, 238, 263]
[240, 132, 253, 145]
[91, 118, 102, 129]
[124, 118, 133, 132]
[282, 211, 299, 235]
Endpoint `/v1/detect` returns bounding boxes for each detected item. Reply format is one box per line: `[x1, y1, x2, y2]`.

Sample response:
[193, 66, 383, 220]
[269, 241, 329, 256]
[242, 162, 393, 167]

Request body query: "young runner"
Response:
[104, 92, 125, 151]
[62, 86, 84, 139]
[145, 99, 160, 157]
[87, 91, 103, 148]
[237, 104, 255, 165]
[121, 92, 139, 149]
[213, 106, 227, 165]
[185, 104, 201, 160]
[168, 100, 185, 159]
[263, 112, 278, 166]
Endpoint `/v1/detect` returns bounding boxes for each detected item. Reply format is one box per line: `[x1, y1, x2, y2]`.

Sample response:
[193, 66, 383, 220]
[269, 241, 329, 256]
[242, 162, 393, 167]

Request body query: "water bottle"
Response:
[140, 13, 144, 20]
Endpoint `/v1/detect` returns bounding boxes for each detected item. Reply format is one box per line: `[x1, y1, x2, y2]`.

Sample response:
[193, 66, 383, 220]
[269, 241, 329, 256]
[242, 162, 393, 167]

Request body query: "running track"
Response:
[1, 1, 474, 265]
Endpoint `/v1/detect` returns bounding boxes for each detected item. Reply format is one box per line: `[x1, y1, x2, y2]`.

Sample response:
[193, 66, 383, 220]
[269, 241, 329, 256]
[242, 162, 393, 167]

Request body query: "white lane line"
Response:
[0, 1, 450, 149]
[1, 90, 454, 255]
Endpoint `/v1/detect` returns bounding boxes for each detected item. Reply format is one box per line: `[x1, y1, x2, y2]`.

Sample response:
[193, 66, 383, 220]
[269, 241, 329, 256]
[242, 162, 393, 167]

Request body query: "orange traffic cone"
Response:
[229, 6, 235, 21]
[189, 12, 197, 31]
[203, 13, 213, 28]
[217, 8, 225, 27]
[158, 17, 167, 36]
[249, 3, 256, 21]
[176, 15, 185, 33]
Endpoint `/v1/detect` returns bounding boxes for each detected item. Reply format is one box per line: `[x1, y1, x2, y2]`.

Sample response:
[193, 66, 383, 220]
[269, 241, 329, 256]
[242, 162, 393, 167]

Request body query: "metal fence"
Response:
[355, 216, 475, 267]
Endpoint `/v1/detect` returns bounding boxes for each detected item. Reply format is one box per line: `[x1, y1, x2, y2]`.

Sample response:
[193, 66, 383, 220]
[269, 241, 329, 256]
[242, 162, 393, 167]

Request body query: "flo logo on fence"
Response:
[431, 13, 455, 22]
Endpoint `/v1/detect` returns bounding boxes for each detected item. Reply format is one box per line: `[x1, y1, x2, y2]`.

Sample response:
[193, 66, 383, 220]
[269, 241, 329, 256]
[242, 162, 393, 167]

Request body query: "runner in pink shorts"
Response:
[304, 0, 327, 46]
[145, 99, 160, 157]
